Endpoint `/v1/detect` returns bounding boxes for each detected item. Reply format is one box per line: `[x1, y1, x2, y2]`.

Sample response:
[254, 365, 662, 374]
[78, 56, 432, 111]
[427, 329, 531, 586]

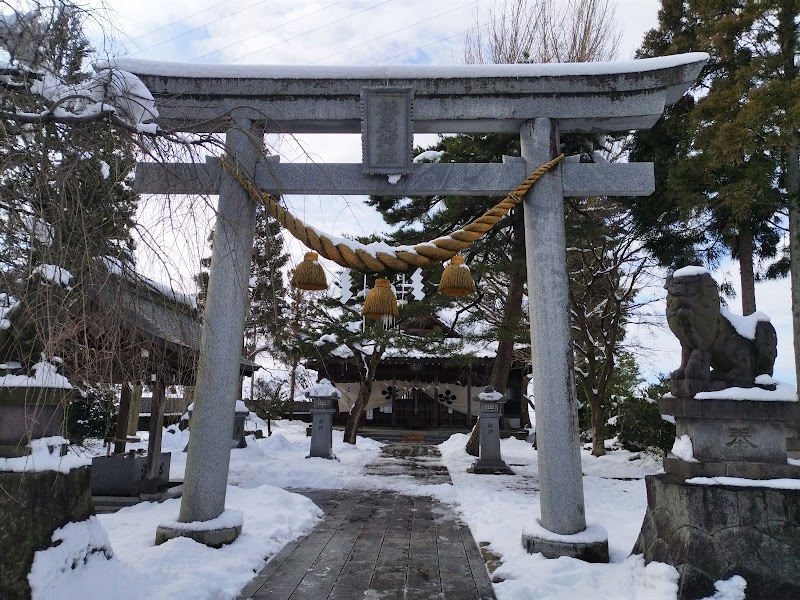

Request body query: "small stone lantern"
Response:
[305, 379, 339, 460]
[469, 386, 513, 474]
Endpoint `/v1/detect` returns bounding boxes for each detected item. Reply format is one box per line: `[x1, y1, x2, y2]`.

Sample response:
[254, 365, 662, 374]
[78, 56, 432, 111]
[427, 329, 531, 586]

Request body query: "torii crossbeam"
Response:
[116, 53, 708, 557]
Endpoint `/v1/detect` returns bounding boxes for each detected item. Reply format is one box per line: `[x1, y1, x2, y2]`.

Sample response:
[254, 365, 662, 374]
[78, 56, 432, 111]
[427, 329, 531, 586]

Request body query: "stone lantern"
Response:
[469, 386, 513, 474]
[305, 379, 339, 460]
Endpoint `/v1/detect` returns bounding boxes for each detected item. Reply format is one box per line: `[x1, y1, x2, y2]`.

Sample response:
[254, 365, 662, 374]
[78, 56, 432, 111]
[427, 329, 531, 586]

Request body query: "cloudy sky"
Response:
[77, 0, 796, 385]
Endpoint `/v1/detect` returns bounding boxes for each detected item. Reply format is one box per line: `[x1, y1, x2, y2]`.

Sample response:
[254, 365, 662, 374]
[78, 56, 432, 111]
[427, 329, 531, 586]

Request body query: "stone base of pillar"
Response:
[156, 523, 242, 548]
[633, 473, 800, 600]
[522, 520, 609, 563]
[155, 509, 244, 548]
[468, 460, 514, 475]
[306, 453, 336, 460]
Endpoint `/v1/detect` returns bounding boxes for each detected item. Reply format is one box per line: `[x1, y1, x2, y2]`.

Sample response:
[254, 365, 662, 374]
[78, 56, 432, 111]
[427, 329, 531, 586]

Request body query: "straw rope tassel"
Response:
[291, 251, 328, 291]
[220, 153, 564, 273]
[362, 279, 398, 319]
[439, 255, 475, 297]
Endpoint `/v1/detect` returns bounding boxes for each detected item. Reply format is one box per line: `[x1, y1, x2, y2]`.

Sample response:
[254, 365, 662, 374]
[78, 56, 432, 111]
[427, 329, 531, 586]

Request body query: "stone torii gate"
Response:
[118, 53, 707, 556]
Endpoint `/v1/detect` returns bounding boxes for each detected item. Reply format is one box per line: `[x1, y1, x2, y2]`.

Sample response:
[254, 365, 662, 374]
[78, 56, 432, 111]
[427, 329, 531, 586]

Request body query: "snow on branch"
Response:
[3, 63, 159, 131]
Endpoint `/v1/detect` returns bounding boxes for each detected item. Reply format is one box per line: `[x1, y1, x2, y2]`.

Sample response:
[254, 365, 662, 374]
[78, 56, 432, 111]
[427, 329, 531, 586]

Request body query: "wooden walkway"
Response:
[238, 444, 496, 600]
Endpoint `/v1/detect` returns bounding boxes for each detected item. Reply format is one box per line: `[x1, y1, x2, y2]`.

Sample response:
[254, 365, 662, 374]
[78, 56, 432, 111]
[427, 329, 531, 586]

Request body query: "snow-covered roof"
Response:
[113, 53, 707, 134]
[109, 53, 709, 80]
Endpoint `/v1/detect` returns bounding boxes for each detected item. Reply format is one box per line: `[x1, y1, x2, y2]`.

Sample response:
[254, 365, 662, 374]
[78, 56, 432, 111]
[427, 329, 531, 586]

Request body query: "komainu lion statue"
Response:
[665, 269, 777, 397]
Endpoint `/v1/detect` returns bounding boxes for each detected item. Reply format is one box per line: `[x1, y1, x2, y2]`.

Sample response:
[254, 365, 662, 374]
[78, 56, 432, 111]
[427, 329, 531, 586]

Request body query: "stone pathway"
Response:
[238, 443, 495, 600]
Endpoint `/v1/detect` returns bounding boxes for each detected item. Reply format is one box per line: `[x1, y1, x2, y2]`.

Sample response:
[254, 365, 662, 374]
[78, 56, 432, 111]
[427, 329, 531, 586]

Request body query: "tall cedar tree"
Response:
[628, 0, 797, 317]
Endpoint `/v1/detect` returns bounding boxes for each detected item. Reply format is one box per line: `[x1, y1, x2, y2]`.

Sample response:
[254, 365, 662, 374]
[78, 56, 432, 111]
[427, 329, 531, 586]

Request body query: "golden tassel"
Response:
[362, 279, 398, 319]
[438, 255, 475, 297]
[291, 252, 328, 291]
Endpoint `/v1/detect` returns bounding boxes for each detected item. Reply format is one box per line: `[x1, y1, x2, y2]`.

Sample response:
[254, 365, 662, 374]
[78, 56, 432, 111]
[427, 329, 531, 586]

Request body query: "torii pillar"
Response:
[520, 118, 605, 560]
[120, 54, 707, 554]
[155, 121, 262, 547]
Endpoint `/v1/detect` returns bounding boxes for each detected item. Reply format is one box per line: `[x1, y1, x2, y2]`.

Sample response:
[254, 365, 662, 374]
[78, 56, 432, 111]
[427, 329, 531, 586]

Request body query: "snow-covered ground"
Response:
[27, 418, 746, 600]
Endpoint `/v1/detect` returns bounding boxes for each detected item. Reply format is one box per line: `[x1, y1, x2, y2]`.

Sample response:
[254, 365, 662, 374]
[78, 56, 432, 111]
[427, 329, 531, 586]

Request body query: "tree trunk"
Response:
[465, 423, 480, 456]
[126, 383, 143, 436]
[589, 395, 606, 457]
[288, 355, 298, 420]
[789, 147, 800, 395]
[344, 379, 372, 444]
[490, 207, 527, 398]
[738, 222, 757, 316]
[465, 209, 529, 457]
[778, 2, 800, 397]
[344, 350, 381, 444]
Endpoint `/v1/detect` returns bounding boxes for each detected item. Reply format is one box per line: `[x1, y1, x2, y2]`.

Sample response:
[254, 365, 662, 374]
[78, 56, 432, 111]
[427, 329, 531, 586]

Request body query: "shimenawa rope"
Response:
[220, 153, 565, 273]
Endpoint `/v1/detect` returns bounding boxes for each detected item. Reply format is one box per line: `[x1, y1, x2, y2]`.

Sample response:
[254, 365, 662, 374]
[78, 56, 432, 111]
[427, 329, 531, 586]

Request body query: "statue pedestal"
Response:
[634, 393, 800, 599]
[659, 395, 799, 478]
[634, 474, 800, 600]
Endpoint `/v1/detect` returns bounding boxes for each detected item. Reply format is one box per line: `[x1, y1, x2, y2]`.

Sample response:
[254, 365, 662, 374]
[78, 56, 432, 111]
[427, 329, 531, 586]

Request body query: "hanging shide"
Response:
[362, 279, 398, 319]
[291, 252, 328, 291]
[438, 255, 475, 297]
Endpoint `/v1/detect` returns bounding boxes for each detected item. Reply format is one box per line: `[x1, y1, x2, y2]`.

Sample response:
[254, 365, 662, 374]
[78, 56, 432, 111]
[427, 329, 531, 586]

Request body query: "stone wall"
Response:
[634, 473, 800, 600]
[0, 467, 95, 599]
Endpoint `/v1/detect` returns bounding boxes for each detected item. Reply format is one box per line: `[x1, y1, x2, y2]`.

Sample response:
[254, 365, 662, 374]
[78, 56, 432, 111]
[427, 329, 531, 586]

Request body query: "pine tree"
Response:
[245, 206, 290, 360]
[310, 269, 458, 444]
[370, 0, 630, 452]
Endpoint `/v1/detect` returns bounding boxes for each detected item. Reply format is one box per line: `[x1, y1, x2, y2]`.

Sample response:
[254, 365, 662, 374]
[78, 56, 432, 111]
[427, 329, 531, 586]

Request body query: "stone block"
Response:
[685, 417, 786, 463]
[467, 462, 514, 475]
[0, 467, 96, 599]
[521, 532, 609, 563]
[90, 452, 171, 496]
[0, 386, 69, 457]
[634, 473, 800, 600]
[155, 522, 241, 548]
[664, 457, 800, 479]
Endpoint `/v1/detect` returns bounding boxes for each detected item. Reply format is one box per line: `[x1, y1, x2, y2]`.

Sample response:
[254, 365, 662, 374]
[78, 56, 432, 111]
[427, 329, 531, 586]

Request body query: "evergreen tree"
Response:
[1, 4, 138, 280]
[628, 0, 797, 317]
[245, 206, 290, 360]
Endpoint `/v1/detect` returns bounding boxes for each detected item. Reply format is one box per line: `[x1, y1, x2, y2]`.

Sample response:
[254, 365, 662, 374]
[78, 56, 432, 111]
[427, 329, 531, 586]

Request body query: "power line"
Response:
[189, 0, 348, 63]
[227, 0, 394, 64]
[127, 0, 272, 57]
[127, 0, 231, 44]
[308, 0, 478, 65]
[372, 18, 490, 64]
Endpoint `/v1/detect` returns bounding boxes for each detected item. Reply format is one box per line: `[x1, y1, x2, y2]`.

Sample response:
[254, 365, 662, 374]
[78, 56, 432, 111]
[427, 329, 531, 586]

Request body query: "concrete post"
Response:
[156, 121, 261, 547]
[519, 118, 608, 562]
[307, 390, 338, 460]
[469, 386, 512, 474]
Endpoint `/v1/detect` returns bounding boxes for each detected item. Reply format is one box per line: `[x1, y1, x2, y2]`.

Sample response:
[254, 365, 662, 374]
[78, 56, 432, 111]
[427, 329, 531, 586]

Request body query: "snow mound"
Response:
[29, 516, 117, 598]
